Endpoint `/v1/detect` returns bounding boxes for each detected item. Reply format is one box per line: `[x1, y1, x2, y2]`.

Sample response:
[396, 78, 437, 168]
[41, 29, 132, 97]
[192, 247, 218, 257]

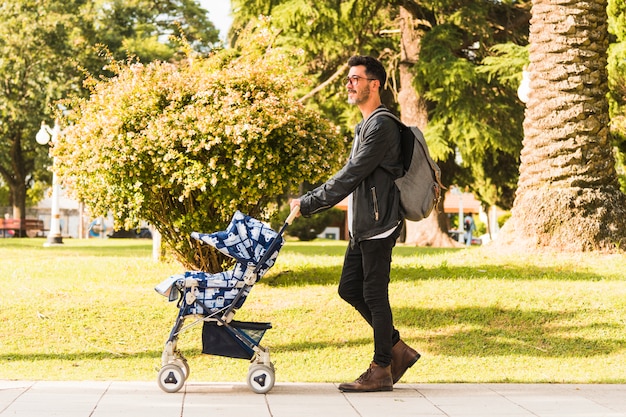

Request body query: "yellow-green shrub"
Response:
[54, 24, 345, 270]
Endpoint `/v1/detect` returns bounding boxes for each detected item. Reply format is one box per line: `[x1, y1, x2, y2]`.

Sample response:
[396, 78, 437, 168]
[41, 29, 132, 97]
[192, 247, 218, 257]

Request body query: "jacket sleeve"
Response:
[300, 116, 399, 216]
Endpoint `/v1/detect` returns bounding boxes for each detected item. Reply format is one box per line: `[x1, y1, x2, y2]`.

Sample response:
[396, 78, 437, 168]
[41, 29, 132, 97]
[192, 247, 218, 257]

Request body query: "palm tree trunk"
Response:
[500, 0, 626, 251]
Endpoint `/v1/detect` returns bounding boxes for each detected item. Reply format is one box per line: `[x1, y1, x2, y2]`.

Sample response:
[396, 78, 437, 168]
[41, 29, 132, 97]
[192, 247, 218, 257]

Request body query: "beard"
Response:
[347, 87, 370, 105]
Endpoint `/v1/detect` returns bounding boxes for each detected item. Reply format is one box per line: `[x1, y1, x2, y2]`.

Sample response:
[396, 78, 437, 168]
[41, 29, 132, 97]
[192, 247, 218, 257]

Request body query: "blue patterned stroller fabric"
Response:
[155, 211, 283, 315]
[191, 210, 284, 279]
[171, 268, 251, 315]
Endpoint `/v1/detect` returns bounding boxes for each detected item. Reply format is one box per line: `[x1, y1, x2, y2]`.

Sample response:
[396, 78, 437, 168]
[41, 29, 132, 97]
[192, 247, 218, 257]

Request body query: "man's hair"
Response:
[348, 55, 386, 86]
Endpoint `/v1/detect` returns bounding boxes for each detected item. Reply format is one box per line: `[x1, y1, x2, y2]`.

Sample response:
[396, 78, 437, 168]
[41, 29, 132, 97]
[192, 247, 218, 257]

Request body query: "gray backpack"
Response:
[364, 108, 444, 222]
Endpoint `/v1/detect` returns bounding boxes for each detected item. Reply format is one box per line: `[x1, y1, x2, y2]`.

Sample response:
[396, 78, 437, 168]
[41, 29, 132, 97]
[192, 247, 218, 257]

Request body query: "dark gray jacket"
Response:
[299, 109, 404, 242]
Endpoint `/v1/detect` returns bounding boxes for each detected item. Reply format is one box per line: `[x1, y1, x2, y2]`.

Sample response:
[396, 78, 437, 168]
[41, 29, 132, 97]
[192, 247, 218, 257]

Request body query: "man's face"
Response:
[346, 65, 374, 105]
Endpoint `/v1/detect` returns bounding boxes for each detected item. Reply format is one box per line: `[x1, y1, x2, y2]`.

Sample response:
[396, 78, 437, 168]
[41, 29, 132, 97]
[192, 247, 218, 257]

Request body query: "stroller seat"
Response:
[155, 211, 283, 315]
[157, 263, 253, 315]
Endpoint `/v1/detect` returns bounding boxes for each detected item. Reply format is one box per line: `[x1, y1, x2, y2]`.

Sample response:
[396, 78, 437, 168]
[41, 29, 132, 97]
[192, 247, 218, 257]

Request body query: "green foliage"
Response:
[53, 22, 345, 271]
[0, 0, 219, 219]
[607, 0, 626, 193]
[615, 146, 626, 192]
[271, 206, 344, 241]
[498, 211, 512, 228]
[92, 0, 221, 61]
[609, 0, 626, 41]
[0, 1, 78, 217]
[232, 1, 530, 212]
[410, 4, 529, 209]
[232, 0, 395, 129]
[0, 184, 9, 207]
[480, 43, 529, 90]
[26, 181, 48, 207]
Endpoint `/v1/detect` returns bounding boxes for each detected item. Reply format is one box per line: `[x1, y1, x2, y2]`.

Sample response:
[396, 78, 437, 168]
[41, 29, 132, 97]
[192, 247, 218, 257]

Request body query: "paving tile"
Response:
[91, 382, 181, 417]
[1, 381, 107, 417]
[0, 381, 31, 412]
[182, 383, 271, 417]
[268, 383, 360, 417]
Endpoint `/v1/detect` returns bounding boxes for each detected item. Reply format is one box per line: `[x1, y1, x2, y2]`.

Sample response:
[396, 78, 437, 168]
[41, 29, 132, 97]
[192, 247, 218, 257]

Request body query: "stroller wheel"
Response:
[247, 364, 275, 394]
[157, 364, 186, 393]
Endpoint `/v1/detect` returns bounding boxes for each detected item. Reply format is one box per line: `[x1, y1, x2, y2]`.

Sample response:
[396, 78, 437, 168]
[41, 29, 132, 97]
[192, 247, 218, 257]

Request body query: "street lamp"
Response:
[518, 69, 530, 104]
[36, 120, 63, 246]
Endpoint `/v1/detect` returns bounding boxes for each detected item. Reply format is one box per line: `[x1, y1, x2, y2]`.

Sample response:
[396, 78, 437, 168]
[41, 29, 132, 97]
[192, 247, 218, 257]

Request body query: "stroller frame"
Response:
[157, 209, 297, 394]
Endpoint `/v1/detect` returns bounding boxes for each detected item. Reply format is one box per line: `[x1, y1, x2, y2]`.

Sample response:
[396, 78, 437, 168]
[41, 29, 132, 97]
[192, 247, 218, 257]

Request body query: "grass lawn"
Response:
[1, 237, 625, 384]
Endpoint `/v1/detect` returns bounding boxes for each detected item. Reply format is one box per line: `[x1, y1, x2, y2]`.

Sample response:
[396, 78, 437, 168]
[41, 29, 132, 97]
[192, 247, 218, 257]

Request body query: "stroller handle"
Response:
[285, 205, 300, 225]
[251, 206, 297, 276]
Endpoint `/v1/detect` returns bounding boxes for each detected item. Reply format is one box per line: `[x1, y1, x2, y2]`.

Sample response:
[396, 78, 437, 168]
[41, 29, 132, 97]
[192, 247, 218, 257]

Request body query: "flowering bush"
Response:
[54, 25, 344, 270]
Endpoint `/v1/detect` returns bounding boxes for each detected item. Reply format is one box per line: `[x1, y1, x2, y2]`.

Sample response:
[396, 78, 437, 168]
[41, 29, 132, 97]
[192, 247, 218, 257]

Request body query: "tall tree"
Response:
[499, 0, 626, 251]
[232, 0, 394, 128]
[0, 1, 80, 221]
[92, 0, 220, 61]
[0, 0, 219, 221]
[395, 4, 446, 245]
[397, 1, 530, 245]
[232, 0, 530, 245]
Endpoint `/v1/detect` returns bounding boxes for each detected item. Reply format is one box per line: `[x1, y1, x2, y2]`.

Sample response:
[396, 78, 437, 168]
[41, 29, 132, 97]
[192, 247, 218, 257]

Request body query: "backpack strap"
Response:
[360, 108, 406, 174]
[363, 108, 442, 179]
[361, 107, 400, 134]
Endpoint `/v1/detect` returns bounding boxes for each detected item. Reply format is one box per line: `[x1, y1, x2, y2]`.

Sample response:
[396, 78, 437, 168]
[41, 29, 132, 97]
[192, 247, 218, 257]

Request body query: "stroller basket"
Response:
[202, 320, 272, 360]
[156, 209, 297, 394]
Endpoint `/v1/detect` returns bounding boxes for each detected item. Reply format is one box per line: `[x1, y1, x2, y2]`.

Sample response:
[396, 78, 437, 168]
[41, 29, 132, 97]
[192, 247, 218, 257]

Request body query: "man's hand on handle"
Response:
[287, 199, 301, 225]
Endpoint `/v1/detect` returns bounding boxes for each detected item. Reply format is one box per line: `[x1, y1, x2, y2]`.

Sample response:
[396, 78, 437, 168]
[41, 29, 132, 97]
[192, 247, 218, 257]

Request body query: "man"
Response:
[290, 55, 420, 392]
[464, 213, 476, 246]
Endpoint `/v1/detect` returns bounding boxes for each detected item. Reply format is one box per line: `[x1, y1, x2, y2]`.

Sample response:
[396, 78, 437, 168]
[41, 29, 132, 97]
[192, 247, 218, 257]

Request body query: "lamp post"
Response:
[36, 120, 63, 246]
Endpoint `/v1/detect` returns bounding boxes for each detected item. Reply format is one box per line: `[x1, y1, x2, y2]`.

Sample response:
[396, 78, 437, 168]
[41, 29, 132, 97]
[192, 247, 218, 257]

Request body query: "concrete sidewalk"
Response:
[1, 381, 625, 417]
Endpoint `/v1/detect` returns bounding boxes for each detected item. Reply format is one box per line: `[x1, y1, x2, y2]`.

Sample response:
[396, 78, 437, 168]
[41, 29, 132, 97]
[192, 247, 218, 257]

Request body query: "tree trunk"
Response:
[397, 7, 427, 131]
[6, 174, 27, 237]
[11, 183, 26, 220]
[397, 5, 459, 247]
[5, 131, 28, 227]
[498, 0, 626, 251]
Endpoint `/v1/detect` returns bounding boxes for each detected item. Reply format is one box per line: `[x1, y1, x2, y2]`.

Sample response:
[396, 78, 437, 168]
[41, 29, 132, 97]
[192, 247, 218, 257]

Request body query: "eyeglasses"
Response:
[345, 75, 376, 85]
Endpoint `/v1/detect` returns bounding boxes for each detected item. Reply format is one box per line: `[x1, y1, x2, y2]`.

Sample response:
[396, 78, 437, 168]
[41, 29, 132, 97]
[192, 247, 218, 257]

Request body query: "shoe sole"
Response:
[338, 386, 393, 393]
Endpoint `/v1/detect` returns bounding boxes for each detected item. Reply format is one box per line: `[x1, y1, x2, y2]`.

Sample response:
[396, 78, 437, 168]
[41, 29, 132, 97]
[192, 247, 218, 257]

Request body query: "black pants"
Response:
[338, 233, 401, 367]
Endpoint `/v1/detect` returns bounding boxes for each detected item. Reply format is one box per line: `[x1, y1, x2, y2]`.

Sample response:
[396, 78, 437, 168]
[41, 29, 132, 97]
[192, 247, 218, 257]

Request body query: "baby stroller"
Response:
[155, 209, 297, 394]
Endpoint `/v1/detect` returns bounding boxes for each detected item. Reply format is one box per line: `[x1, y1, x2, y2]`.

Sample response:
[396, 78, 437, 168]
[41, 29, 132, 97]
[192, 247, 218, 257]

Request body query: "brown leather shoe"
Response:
[338, 362, 393, 392]
[391, 339, 421, 384]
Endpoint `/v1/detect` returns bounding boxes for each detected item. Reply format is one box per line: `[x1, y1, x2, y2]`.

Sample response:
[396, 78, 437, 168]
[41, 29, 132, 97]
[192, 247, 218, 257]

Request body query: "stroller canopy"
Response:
[191, 211, 283, 274]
